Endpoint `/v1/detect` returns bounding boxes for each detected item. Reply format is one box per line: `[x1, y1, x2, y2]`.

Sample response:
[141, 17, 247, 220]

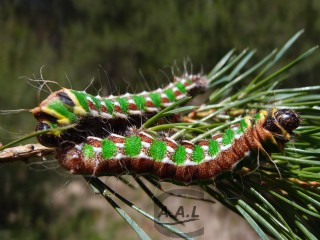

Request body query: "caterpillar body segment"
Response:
[32, 75, 208, 124]
[57, 109, 301, 183]
[32, 75, 207, 147]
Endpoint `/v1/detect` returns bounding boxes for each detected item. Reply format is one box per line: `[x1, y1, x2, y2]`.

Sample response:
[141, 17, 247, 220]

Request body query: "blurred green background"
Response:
[0, 1, 319, 239]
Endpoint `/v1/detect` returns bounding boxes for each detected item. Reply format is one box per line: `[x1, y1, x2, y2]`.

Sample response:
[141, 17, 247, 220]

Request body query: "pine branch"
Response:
[127, 31, 320, 238]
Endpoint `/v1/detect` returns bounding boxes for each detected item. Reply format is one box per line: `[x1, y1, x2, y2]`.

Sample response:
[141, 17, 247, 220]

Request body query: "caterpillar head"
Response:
[264, 109, 301, 142]
[32, 89, 77, 125]
[32, 89, 79, 147]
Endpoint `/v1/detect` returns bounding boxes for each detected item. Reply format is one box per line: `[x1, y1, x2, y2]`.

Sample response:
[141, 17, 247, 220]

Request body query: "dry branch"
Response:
[0, 143, 54, 163]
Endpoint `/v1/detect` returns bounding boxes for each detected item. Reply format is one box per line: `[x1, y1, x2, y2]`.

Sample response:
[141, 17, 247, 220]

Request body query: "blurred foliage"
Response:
[0, 1, 319, 239]
[1, 0, 320, 138]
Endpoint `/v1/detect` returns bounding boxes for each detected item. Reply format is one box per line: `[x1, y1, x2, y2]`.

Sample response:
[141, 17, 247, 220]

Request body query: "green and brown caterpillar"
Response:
[32, 75, 207, 147]
[30, 74, 301, 182]
[57, 109, 301, 183]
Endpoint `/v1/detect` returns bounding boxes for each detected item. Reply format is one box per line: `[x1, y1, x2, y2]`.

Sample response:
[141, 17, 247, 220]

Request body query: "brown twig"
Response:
[0, 143, 55, 163]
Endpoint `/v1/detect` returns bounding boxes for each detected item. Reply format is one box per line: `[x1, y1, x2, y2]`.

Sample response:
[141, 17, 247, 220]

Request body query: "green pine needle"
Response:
[129, 31, 319, 238]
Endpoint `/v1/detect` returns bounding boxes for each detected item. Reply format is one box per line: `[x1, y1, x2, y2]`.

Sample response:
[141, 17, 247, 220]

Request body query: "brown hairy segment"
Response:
[57, 109, 301, 184]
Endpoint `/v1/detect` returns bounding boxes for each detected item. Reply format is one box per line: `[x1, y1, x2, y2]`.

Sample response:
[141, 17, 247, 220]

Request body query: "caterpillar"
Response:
[32, 74, 207, 147]
[57, 109, 301, 183]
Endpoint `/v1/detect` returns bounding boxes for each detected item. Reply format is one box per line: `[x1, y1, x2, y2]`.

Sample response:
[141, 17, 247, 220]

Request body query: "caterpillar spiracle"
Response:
[32, 75, 207, 147]
[57, 109, 301, 183]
